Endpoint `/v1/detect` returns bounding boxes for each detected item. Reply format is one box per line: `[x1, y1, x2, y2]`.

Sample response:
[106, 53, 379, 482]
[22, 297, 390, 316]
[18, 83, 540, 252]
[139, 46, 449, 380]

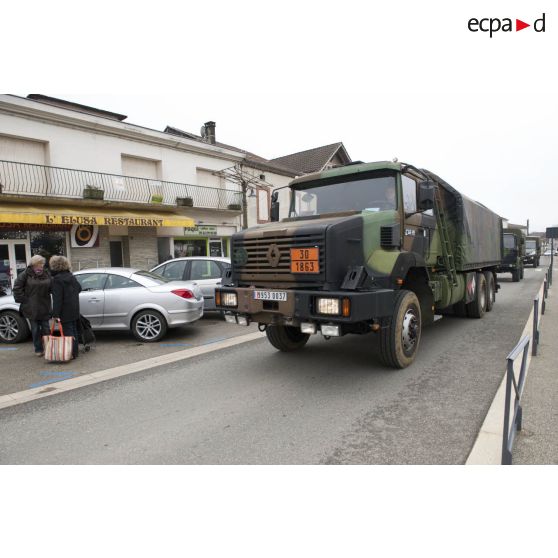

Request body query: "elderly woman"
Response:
[50, 255, 82, 359]
[13, 254, 52, 356]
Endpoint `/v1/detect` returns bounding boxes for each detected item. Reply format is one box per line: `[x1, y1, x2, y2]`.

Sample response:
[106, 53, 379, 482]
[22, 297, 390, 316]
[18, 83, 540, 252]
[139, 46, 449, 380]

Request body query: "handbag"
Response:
[43, 321, 73, 363]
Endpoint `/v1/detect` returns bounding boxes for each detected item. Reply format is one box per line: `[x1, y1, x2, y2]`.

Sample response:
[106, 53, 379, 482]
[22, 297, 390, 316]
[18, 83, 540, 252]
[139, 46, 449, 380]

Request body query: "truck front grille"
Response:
[233, 233, 325, 284]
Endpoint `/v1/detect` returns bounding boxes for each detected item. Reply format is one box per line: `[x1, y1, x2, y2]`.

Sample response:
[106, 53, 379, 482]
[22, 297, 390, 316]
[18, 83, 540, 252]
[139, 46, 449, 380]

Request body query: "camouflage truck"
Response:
[216, 162, 503, 368]
[497, 228, 525, 281]
[523, 236, 541, 268]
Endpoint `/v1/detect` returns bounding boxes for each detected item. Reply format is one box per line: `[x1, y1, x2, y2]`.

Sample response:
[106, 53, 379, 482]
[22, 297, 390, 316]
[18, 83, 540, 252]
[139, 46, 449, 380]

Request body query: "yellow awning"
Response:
[0, 203, 195, 228]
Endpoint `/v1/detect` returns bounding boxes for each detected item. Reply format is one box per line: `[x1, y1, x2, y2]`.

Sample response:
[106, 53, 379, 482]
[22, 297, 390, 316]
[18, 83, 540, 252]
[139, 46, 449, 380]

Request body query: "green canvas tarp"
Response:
[425, 170, 503, 271]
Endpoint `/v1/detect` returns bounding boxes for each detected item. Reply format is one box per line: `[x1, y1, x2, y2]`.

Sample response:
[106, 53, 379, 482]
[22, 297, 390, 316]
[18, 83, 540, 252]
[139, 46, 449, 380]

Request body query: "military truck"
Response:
[523, 236, 541, 268]
[216, 162, 503, 368]
[497, 228, 525, 281]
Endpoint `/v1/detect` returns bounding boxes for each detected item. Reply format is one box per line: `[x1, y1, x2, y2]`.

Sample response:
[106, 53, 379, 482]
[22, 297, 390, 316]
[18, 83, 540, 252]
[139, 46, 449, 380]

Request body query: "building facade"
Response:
[0, 95, 252, 289]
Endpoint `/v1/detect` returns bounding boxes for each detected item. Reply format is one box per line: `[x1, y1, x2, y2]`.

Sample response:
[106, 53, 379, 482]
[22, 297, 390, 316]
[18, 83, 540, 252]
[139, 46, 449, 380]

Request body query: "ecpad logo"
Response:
[468, 13, 546, 37]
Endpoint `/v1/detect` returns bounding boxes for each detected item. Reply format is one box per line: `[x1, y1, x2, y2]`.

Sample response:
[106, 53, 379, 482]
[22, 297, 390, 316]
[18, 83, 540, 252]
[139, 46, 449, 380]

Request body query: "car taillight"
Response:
[171, 289, 195, 299]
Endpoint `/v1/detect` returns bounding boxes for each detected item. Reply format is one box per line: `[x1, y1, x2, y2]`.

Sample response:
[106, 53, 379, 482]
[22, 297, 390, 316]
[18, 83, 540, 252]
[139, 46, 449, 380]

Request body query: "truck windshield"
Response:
[289, 175, 396, 218]
[503, 234, 516, 249]
[526, 240, 537, 250]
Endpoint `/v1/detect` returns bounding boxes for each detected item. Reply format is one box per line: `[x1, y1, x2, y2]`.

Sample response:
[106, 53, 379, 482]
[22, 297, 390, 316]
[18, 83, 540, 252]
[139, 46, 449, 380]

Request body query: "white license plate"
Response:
[253, 290, 287, 302]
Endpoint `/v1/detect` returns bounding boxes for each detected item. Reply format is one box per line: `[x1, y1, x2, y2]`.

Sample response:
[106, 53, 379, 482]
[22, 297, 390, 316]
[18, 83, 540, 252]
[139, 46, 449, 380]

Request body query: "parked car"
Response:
[150, 257, 230, 310]
[0, 268, 204, 344]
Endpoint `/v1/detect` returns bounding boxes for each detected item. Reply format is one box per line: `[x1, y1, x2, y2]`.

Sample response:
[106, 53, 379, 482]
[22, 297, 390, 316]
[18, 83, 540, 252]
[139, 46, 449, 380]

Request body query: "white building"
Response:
[0, 95, 295, 287]
[0, 94, 350, 289]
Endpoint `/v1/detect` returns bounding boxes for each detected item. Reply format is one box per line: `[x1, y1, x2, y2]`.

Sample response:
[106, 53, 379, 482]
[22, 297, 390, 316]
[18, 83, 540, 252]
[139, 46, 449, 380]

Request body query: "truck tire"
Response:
[511, 269, 520, 282]
[379, 290, 421, 369]
[484, 271, 495, 312]
[466, 273, 487, 319]
[266, 325, 310, 352]
[520, 266, 524, 280]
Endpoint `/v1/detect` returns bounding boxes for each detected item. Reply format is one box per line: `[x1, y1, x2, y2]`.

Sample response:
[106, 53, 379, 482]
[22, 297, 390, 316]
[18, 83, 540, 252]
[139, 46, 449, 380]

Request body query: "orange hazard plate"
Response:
[290, 247, 320, 273]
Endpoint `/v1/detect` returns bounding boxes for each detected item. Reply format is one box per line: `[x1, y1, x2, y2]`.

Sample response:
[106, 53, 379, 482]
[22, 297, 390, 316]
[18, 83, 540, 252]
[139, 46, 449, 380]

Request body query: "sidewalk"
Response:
[513, 279, 558, 464]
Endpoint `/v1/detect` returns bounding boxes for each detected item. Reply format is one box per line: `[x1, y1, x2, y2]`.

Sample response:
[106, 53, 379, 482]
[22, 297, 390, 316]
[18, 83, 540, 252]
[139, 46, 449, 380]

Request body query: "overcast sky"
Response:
[7, 0, 557, 231]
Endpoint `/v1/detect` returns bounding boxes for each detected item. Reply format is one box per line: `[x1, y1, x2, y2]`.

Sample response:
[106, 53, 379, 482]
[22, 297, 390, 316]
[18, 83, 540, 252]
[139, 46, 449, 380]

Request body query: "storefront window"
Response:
[30, 231, 67, 263]
[174, 239, 207, 258]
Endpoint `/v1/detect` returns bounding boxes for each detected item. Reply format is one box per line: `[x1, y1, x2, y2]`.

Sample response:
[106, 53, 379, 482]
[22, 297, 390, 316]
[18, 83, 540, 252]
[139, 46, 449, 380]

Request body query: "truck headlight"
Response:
[316, 297, 340, 315]
[221, 292, 238, 307]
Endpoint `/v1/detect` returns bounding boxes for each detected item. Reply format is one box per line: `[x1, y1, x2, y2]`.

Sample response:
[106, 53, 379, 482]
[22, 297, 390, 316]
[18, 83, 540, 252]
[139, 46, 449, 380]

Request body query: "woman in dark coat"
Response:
[49, 255, 82, 359]
[12, 254, 52, 356]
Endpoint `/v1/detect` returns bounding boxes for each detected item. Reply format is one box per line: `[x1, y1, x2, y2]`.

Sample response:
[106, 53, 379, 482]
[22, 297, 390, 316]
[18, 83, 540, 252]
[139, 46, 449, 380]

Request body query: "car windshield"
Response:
[133, 271, 171, 285]
[289, 174, 397, 218]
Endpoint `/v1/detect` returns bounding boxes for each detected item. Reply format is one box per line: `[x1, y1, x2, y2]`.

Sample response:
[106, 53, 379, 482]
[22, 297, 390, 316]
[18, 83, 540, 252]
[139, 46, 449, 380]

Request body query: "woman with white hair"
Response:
[50, 255, 82, 359]
[12, 254, 53, 356]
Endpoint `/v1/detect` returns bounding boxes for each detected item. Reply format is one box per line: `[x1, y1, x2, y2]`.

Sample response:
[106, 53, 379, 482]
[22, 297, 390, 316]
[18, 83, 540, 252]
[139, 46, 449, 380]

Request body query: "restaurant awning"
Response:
[0, 203, 195, 228]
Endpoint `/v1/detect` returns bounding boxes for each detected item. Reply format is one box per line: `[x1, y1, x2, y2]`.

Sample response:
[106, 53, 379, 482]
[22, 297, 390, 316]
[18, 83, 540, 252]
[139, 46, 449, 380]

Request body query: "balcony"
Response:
[0, 160, 243, 211]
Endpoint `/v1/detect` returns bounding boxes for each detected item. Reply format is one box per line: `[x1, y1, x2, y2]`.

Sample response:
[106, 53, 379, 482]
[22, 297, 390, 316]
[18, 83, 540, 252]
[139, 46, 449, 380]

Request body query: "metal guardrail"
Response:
[0, 160, 243, 211]
[502, 265, 551, 464]
[502, 335, 530, 465]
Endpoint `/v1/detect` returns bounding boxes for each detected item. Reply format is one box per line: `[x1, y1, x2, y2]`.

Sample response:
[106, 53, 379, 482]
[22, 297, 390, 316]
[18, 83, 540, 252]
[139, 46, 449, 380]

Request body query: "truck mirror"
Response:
[417, 180, 435, 211]
[270, 191, 280, 222]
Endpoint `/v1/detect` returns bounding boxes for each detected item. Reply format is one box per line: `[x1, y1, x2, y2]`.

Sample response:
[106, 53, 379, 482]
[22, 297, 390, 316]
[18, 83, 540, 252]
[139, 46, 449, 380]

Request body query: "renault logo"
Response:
[266, 244, 281, 267]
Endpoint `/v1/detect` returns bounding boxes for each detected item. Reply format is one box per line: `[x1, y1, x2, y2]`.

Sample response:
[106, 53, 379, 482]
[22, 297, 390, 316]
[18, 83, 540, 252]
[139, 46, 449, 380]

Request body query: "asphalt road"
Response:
[0, 311, 257, 397]
[0, 263, 548, 464]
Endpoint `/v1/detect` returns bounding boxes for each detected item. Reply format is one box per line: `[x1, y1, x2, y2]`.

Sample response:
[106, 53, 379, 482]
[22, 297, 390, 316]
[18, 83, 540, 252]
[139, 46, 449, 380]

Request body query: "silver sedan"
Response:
[0, 268, 204, 344]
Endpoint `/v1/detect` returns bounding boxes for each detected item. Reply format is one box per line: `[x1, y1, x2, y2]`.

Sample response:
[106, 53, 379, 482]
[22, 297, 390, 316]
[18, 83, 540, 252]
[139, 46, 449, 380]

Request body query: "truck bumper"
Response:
[215, 286, 395, 326]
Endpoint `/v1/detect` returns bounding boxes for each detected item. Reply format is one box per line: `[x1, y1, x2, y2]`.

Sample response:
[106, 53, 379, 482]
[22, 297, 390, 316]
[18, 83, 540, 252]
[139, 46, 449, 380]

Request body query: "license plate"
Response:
[290, 247, 320, 274]
[253, 290, 288, 302]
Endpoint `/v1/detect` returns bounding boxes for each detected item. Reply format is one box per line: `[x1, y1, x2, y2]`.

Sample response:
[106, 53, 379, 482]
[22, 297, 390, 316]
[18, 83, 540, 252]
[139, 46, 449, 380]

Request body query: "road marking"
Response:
[0, 348, 18, 351]
[29, 371, 78, 389]
[0, 331, 265, 410]
[160, 343, 193, 347]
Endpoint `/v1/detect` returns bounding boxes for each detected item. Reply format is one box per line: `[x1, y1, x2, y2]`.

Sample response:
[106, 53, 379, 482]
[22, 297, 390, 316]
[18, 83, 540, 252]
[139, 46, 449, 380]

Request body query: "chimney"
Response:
[203, 121, 216, 145]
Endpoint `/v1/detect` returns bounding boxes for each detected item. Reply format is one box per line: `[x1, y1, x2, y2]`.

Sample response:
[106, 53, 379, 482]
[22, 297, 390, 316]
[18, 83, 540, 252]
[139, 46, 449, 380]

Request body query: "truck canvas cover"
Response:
[425, 170, 503, 271]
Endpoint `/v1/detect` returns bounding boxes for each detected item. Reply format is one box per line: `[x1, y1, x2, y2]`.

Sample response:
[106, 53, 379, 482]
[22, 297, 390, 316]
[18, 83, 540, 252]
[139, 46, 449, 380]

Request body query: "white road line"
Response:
[0, 331, 265, 410]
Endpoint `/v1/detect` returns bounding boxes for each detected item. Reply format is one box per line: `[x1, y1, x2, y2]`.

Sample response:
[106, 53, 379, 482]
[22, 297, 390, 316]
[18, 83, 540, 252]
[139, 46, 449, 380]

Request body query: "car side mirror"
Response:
[417, 180, 435, 211]
[270, 191, 280, 222]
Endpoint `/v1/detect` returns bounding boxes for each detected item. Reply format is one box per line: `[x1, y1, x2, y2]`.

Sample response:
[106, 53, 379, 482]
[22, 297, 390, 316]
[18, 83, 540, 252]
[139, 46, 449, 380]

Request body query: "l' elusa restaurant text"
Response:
[0, 203, 198, 290]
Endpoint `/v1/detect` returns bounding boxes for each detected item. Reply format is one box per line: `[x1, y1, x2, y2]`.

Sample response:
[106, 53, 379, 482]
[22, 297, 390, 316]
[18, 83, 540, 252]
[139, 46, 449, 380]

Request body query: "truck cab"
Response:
[523, 236, 541, 268]
[498, 228, 525, 281]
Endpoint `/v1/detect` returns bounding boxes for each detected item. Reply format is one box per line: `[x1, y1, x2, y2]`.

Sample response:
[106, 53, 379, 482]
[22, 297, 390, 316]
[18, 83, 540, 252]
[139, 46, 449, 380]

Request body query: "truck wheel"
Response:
[379, 290, 421, 369]
[520, 266, 524, 279]
[266, 325, 309, 352]
[511, 269, 520, 282]
[466, 273, 487, 319]
[484, 272, 495, 312]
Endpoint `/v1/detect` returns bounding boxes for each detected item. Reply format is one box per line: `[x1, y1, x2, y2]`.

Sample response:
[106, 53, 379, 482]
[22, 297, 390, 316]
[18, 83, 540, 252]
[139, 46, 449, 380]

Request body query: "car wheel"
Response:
[0, 311, 30, 343]
[131, 310, 168, 343]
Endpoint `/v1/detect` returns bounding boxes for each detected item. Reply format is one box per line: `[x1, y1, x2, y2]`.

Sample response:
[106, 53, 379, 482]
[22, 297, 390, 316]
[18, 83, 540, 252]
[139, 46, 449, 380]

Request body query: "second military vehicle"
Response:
[217, 161, 503, 368]
[523, 236, 541, 268]
[498, 228, 525, 281]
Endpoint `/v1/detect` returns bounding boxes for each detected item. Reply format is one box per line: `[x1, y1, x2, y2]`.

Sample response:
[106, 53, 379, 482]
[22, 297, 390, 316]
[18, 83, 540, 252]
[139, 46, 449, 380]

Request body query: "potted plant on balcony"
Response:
[83, 185, 104, 200]
[227, 203, 242, 211]
[151, 193, 164, 204]
[176, 196, 194, 207]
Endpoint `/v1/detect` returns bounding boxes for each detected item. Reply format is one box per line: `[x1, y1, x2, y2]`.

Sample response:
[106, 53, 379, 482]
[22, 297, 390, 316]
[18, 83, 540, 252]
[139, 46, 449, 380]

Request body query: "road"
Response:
[0, 263, 548, 464]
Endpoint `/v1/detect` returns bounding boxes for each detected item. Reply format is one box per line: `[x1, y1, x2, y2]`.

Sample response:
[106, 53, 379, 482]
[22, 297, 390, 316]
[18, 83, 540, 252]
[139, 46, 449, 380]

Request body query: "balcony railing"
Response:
[0, 160, 243, 211]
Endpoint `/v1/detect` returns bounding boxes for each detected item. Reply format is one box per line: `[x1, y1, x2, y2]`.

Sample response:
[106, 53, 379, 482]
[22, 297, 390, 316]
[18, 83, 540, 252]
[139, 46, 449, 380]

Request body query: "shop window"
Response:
[76, 273, 107, 291]
[190, 260, 222, 281]
[174, 239, 207, 258]
[105, 274, 141, 290]
[30, 231, 67, 260]
[159, 260, 187, 281]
